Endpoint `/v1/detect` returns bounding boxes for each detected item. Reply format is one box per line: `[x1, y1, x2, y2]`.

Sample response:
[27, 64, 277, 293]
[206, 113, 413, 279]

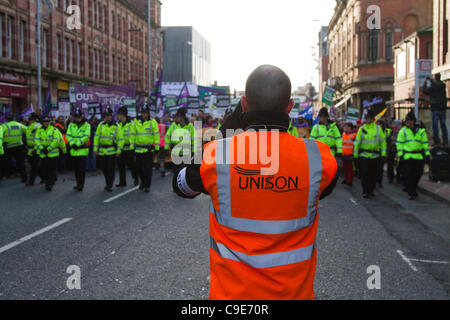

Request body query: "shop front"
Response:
[0, 71, 28, 120]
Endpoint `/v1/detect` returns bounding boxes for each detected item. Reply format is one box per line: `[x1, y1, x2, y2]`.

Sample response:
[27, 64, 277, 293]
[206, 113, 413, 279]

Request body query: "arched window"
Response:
[369, 29, 379, 62]
[404, 14, 419, 38]
[385, 23, 393, 61]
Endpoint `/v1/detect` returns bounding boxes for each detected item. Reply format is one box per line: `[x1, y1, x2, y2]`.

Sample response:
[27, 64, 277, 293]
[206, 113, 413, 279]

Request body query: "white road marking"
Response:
[409, 258, 450, 264]
[397, 250, 418, 272]
[350, 197, 358, 206]
[0, 218, 73, 254]
[104, 186, 139, 203]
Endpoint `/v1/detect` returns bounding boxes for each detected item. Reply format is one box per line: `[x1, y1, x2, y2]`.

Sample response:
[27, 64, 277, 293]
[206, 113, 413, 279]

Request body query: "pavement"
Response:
[0, 169, 449, 300]
[418, 174, 450, 206]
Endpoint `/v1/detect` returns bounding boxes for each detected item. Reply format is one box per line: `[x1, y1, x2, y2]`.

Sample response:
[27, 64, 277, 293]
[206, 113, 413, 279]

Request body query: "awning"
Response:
[335, 95, 351, 108]
[0, 82, 27, 98]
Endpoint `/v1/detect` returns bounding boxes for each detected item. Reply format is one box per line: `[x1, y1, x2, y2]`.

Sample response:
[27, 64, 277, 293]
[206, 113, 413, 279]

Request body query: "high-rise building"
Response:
[162, 26, 211, 86]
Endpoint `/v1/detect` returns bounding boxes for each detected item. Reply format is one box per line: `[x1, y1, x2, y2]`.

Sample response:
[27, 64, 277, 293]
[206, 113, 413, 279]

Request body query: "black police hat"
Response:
[73, 109, 83, 118]
[42, 115, 52, 122]
[318, 107, 329, 118]
[365, 109, 376, 119]
[118, 106, 128, 116]
[175, 107, 187, 118]
[405, 111, 417, 122]
[29, 112, 39, 121]
[141, 105, 150, 113]
[104, 107, 114, 116]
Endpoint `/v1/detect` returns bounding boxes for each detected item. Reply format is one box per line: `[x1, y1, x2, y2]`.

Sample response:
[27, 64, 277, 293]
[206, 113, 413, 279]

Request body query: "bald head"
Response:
[244, 65, 292, 112]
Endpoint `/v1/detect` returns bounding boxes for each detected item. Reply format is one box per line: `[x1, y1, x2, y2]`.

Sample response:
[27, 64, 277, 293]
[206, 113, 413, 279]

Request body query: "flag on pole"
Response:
[149, 70, 163, 111]
[19, 103, 34, 118]
[177, 82, 190, 108]
[299, 105, 314, 119]
[375, 107, 388, 121]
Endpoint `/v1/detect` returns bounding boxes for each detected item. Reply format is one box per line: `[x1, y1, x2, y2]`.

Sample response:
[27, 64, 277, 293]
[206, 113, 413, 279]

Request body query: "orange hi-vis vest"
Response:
[342, 132, 357, 156]
[200, 131, 337, 300]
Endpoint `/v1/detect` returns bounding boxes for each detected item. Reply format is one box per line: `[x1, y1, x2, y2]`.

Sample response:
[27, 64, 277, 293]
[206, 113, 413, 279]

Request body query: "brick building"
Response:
[0, 0, 162, 117]
[392, 28, 433, 120]
[318, 26, 330, 108]
[433, 0, 450, 93]
[327, 0, 433, 117]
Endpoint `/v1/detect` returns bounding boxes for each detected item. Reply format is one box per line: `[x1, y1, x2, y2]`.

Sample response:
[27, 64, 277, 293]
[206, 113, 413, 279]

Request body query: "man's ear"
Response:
[241, 96, 249, 113]
[285, 99, 295, 115]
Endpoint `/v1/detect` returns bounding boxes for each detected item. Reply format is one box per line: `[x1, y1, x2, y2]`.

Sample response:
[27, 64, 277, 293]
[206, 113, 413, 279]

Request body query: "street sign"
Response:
[322, 86, 335, 106]
[346, 107, 360, 122]
[415, 59, 433, 118]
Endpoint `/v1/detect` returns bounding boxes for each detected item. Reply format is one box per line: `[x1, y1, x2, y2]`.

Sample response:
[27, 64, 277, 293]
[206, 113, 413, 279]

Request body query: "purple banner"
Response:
[74, 84, 136, 117]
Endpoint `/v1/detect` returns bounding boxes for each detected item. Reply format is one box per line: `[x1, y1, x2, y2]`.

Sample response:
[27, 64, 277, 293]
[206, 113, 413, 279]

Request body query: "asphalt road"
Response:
[0, 168, 448, 300]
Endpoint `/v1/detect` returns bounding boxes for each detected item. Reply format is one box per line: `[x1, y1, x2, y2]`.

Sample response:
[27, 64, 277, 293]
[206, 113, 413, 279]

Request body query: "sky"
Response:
[162, 0, 336, 92]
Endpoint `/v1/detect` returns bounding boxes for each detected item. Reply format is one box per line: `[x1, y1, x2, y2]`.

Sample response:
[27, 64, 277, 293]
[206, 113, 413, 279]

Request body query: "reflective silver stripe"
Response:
[210, 236, 314, 269]
[212, 137, 322, 235]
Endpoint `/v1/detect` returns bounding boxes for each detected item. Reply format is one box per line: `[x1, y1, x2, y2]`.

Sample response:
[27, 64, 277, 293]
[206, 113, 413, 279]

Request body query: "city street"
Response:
[0, 169, 448, 300]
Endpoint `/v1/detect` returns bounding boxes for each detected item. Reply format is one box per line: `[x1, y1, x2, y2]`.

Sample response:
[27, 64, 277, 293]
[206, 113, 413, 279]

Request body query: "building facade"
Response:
[162, 26, 211, 86]
[392, 28, 433, 120]
[327, 0, 433, 117]
[0, 0, 162, 117]
[318, 26, 330, 109]
[433, 0, 450, 91]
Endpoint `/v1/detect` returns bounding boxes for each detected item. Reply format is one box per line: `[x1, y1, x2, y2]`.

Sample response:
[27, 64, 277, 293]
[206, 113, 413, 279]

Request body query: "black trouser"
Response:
[58, 153, 66, 173]
[40, 157, 58, 187]
[73, 156, 87, 188]
[27, 154, 41, 184]
[4, 146, 27, 181]
[387, 154, 396, 183]
[403, 159, 424, 197]
[118, 150, 137, 185]
[376, 157, 384, 184]
[98, 155, 116, 188]
[136, 151, 153, 189]
[359, 157, 379, 195]
[0, 154, 4, 181]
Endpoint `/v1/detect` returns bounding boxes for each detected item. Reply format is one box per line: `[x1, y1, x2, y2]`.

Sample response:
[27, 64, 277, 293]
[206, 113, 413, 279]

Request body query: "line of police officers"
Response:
[0, 106, 195, 193]
[308, 107, 430, 200]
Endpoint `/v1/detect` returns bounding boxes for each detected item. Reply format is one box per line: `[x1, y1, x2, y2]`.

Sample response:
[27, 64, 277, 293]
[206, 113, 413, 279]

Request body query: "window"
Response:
[7, 16, 13, 59]
[76, 42, 81, 74]
[0, 14, 3, 57]
[42, 29, 47, 67]
[426, 41, 433, 60]
[56, 35, 60, 69]
[409, 45, 415, 74]
[69, 40, 73, 73]
[19, 21, 25, 62]
[385, 32, 393, 61]
[368, 29, 378, 62]
[396, 51, 406, 78]
[63, 38, 67, 72]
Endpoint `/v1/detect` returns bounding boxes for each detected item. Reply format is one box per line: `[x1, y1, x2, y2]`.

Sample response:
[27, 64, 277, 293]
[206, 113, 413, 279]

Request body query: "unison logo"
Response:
[235, 166, 300, 193]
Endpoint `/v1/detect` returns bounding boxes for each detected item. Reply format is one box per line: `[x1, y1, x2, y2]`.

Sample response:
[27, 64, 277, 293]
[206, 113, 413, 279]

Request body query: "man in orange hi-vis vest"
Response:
[173, 65, 338, 300]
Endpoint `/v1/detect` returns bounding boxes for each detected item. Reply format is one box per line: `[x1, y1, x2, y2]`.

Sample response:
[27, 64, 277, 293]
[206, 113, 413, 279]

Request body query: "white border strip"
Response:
[0, 218, 73, 254]
[397, 250, 418, 272]
[104, 186, 140, 203]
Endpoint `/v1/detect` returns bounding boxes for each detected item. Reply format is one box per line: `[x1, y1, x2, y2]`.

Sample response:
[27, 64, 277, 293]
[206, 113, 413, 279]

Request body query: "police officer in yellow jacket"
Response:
[116, 106, 138, 187]
[310, 108, 342, 156]
[0, 124, 4, 184]
[396, 111, 430, 200]
[35, 115, 67, 191]
[94, 107, 124, 192]
[134, 105, 159, 192]
[353, 109, 386, 198]
[1, 114, 27, 182]
[25, 113, 42, 186]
